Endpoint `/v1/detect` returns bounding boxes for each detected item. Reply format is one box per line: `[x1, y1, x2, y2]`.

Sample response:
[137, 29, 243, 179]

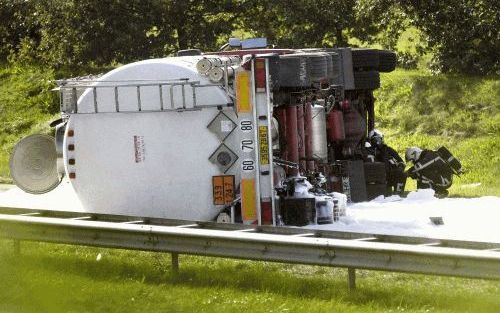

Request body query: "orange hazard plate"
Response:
[213, 175, 235, 205]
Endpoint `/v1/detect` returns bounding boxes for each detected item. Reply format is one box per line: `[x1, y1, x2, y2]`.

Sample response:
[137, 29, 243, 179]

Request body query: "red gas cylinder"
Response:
[343, 108, 366, 154]
[327, 110, 345, 143]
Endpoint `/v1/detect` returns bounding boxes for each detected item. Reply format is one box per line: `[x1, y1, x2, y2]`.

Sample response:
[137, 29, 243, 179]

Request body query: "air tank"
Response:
[311, 105, 328, 162]
[343, 107, 366, 156]
[327, 110, 345, 143]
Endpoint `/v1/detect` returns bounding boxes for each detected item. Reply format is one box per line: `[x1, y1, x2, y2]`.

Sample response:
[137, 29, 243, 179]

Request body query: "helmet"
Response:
[405, 147, 422, 162]
[368, 129, 383, 146]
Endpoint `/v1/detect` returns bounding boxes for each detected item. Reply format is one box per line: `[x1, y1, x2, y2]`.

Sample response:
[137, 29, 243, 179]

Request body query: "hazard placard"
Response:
[258, 126, 269, 165]
[241, 178, 256, 222]
[212, 175, 235, 205]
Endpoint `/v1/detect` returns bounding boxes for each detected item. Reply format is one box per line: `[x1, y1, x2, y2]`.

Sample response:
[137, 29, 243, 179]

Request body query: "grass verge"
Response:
[1, 240, 499, 313]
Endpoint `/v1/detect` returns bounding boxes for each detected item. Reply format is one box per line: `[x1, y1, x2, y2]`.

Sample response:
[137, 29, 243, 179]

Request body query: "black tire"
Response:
[352, 49, 379, 69]
[353, 70, 380, 90]
[278, 55, 311, 88]
[378, 50, 397, 72]
[302, 53, 328, 81]
[364, 162, 386, 184]
[326, 52, 341, 85]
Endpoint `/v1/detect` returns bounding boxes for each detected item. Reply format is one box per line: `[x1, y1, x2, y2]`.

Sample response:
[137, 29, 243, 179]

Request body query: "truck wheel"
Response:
[352, 49, 379, 69]
[378, 50, 397, 72]
[353, 70, 380, 90]
[279, 55, 311, 88]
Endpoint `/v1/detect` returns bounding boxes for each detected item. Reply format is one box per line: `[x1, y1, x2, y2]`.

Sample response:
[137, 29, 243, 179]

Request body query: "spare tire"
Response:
[278, 54, 311, 88]
[352, 49, 379, 69]
[327, 52, 341, 85]
[299, 53, 328, 82]
[353, 70, 380, 90]
[378, 50, 397, 72]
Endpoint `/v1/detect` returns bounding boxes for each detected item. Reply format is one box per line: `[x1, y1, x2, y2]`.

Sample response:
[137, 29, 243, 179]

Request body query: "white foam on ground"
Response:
[0, 180, 83, 212]
[0, 183, 498, 243]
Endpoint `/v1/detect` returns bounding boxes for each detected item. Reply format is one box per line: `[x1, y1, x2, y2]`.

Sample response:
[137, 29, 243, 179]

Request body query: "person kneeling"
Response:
[405, 147, 454, 197]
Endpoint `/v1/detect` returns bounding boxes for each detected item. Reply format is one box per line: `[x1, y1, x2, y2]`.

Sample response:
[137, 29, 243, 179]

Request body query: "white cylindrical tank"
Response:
[311, 105, 328, 162]
[64, 56, 239, 220]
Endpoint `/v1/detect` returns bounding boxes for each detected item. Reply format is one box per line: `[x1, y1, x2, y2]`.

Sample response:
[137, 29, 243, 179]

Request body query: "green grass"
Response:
[0, 67, 499, 312]
[374, 69, 500, 196]
[1, 240, 499, 313]
[0, 63, 59, 182]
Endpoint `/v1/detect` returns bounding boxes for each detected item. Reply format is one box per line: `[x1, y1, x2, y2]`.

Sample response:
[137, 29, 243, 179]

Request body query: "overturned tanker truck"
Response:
[9, 38, 398, 226]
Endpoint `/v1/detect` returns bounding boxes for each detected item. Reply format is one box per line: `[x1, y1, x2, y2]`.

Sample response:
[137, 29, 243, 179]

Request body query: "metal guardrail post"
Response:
[171, 253, 179, 273]
[0, 212, 499, 281]
[348, 267, 356, 290]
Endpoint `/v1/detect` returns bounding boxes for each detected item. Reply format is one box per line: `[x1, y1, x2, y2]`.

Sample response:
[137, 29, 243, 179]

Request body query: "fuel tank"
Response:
[62, 57, 237, 220]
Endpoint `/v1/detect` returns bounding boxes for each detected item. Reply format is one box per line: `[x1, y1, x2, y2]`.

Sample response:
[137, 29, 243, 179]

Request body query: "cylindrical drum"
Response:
[207, 66, 237, 82]
[196, 56, 241, 74]
[343, 107, 366, 143]
[285, 106, 299, 176]
[275, 108, 287, 161]
[327, 109, 345, 143]
[311, 105, 328, 162]
[297, 104, 306, 171]
[304, 102, 314, 171]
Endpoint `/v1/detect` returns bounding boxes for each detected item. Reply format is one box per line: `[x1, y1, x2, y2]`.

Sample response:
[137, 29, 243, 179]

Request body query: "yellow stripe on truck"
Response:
[236, 71, 252, 113]
[241, 178, 256, 223]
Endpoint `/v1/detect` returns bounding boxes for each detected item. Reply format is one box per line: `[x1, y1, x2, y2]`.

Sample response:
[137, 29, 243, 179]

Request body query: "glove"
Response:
[405, 168, 417, 179]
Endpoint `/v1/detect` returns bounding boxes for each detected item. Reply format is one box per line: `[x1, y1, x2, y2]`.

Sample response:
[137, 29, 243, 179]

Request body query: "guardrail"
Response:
[0, 207, 499, 290]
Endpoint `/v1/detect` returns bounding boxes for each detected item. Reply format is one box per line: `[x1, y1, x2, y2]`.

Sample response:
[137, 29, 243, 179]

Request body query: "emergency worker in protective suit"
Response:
[366, 130, 406, 195]
[405, 147, 454, 197]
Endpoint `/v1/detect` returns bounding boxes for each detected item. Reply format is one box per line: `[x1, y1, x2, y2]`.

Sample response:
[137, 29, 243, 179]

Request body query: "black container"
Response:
[437, 146, 463, 175]
[364, 162, 386, 184]
[366, 182, 386, 200]
[281, 197, 316, 226]
[332, 160, 367, 203]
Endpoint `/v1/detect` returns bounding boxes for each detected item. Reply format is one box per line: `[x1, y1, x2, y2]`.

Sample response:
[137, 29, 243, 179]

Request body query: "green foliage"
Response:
[351, 0, 499, 74]
[241, 0, 355, 47]
[0, 63, 58, 182]
[1, 240, 499, 312]
[374, 69, 499, 137]
[1, 0, 498, 74]
[374, 70, 500, 196]
[400, 0, 500, 74]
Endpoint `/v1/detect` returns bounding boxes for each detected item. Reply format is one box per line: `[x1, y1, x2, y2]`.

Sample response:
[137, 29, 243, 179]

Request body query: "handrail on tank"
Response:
[58, 79, 232, 114]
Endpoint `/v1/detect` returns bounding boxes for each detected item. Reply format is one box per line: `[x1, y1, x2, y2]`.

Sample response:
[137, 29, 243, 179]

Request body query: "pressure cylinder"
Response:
[275, 108, 287, 161]
[304, 102, 314, 171]
[196, 56, 241, 74]
[327, 110, 345, 143]
[311, 105, 328, 162]
[297, 104, 306, 171]
[285, 106, 299, 176]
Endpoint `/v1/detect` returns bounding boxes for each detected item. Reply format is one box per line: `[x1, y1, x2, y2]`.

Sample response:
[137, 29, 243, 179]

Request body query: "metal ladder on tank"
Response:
[56, 79, 233, 114]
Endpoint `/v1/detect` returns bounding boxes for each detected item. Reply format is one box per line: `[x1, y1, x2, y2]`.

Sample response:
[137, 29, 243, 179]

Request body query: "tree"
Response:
[401, 0, 500, 74]
[240, 0, 356, 48]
